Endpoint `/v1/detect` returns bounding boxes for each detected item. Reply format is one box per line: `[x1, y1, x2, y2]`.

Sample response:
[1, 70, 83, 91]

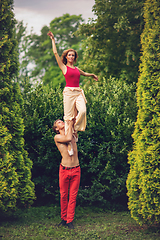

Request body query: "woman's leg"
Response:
[63, 89, 77, 155]
[74, 93, 87, 132]
[63, 89, 76, 135]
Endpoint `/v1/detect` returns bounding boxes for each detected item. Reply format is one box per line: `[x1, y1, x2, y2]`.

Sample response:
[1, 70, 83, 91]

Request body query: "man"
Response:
[53, 119, 81, 229]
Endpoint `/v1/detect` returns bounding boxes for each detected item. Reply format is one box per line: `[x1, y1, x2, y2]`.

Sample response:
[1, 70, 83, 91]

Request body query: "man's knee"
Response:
[60, 191, 68, 199]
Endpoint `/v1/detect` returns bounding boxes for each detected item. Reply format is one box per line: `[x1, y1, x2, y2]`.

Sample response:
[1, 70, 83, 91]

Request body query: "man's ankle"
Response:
[66, 221, 74, 229]
[58, 219, 67, 227]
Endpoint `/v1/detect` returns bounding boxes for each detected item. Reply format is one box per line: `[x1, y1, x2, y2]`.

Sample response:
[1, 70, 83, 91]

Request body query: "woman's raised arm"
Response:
[47, 31, 66, 74]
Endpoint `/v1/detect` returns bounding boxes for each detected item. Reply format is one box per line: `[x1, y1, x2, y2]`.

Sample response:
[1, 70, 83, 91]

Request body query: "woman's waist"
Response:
[65, 82, 80, 87]
[63, 87, 87, 103]
[64, 86, 81, 91]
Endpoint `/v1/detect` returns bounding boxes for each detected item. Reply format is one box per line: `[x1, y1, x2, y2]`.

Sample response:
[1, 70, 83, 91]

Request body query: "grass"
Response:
[0, 205, 160, 240]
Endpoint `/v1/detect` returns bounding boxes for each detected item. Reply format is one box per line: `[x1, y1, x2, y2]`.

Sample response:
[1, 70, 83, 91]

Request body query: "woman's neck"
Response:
[66, 63, 75, 68]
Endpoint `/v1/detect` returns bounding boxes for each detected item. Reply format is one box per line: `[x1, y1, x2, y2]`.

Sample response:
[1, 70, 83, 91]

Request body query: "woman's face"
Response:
[66, 51, 75, 63]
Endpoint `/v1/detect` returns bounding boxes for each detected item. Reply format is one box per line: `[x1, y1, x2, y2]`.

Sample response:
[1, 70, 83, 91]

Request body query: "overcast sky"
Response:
[13, 0, 96, 35]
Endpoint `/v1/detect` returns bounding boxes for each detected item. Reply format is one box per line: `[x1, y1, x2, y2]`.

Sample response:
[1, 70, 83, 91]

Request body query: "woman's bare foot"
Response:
[68, 142, 74, 156]
[73, 132, 78, 142]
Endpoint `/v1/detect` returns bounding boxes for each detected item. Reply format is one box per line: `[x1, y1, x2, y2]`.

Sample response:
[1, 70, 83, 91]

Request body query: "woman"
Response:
[47, 31, 98, 155]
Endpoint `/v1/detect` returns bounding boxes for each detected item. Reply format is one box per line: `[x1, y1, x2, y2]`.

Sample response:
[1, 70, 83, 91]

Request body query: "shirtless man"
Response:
[53, 119, 81, 229]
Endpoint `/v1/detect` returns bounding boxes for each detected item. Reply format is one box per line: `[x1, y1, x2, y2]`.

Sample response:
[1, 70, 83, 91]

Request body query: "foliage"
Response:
[21, 75, 137, 205]
[21, 82, 63, 202]
[78, 0, 145, 83]
[0, 0, 35, 212]
[77, 77, 137, 205]
[11, 1, 141, 208]
[126, 0, 160, 225]
[14, 21, 35, 88]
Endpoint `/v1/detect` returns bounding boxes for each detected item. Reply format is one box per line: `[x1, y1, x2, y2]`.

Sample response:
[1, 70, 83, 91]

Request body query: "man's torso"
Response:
[55, 136, 79, 167]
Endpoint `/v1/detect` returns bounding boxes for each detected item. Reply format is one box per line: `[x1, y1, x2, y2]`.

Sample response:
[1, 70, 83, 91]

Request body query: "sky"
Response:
[13, 0, 96, 35]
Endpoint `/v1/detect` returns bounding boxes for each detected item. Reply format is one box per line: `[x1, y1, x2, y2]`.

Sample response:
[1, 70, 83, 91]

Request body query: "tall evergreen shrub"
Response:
[0, 0, 35, 212]
[126, 0, 160, 225]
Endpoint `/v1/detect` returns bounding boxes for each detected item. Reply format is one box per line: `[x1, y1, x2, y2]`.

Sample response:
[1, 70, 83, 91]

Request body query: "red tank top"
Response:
[64, 66, 80, 87]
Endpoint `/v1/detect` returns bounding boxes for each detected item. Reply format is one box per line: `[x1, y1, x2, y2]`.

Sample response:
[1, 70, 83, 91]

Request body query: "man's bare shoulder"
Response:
[54, 134, 60, 142]
[54, 133, 71, 144]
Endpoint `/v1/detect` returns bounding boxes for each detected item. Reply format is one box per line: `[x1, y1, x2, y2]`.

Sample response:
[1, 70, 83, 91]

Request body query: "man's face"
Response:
[56, 120, 65, 132]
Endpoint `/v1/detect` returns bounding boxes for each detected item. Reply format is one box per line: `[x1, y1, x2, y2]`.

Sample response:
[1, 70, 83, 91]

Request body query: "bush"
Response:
[22, 76, 137, 206]
[77, 77, 137, 205]
[22, 82, 63, 203]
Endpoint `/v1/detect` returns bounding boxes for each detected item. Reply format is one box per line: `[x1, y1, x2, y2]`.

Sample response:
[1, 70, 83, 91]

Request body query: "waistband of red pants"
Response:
[60, 163, 80, 170]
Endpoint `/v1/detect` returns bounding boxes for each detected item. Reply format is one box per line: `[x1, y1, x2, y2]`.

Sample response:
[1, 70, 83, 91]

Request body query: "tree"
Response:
[126, 0, 160, 225]
[13, 20, 34, 89]
[0, 0, 35, 212]
[78, 0, 145, 83]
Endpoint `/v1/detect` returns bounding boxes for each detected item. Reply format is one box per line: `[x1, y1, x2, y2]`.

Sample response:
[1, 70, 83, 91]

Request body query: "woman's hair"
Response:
[52, 119, 60, 134]
[61, 49, 78, 65]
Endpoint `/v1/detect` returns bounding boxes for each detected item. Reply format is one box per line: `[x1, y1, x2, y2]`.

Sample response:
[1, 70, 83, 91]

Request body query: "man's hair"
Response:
[52, 119, 60, 134]
[61, 49, 78, 65]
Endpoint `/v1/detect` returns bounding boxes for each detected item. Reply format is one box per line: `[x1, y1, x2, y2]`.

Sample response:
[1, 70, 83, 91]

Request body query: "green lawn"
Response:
[0, 206, 160, 239]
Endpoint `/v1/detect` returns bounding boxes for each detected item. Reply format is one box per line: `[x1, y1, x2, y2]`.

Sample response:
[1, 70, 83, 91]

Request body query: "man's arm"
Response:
[54, 121, 73, 144]
[54, 133, 72, 144]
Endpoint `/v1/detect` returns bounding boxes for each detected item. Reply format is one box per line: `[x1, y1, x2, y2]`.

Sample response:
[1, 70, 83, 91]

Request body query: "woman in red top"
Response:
[47, 31, 98, 155]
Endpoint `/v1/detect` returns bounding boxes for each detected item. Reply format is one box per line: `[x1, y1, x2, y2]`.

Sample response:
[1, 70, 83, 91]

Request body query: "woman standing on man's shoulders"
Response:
[47, 31, 98, 155]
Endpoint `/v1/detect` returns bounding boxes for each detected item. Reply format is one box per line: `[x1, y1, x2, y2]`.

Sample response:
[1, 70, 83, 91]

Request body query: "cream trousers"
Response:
[63, 87, 87, 134]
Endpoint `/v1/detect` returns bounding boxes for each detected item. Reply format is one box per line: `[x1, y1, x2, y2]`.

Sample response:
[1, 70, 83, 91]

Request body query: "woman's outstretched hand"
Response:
[47, 31, 54, 40]
[93, 74, 98, 81]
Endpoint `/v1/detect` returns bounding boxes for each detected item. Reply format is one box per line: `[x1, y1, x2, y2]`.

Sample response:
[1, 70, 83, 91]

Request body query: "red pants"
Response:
[59, 164, 81, 223]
